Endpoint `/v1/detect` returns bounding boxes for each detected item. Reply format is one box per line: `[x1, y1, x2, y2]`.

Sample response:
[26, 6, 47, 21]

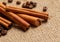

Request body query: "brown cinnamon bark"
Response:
[0, 3, 48, 20]
[0, 7, 30, 31]
[18, 14, 41, 27]
[0, 3, 6, 9]
[6, 6, 48, 16]
[6, 6, 48, 20]
[0, 20, 9, 29]
[0, 17, 12, 26]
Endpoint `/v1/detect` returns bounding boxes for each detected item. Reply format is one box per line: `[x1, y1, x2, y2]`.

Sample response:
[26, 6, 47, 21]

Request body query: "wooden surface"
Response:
[0, 0, 60, 42]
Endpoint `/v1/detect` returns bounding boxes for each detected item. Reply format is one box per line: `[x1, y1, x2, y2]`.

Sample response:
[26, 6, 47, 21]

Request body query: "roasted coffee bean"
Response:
[0, 28, 2, 32]
[0, 26, 3, 32]
[26, 1, 30, 5]
[26, 5, 29, 8]
[22, 3, 29, 8]
[29, 5, 33, 9]
[30, 1, 33, 4]
[0, 33, 1, 37]
[1, 30, 7, 35]
[2, 2, 6, 5]
[16, 1, 21, 5]
[22, 1, 37, 9]
[33, 2, 37, 7]
[43, 6, 47, 12]
[22, 3, 26, 8]
[8, 0, 13, 3]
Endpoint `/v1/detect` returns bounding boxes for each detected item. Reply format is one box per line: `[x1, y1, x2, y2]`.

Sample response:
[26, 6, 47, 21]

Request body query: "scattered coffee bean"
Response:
[22, 1, 37, 9]
[1, 30, 7, 35]
[26, 1, 30, 5]
[29, 5, 33, 9]
[2, 2, 6, 5]
[30, 1, 33, 4]
[26, 5, 29, 8]
[43, 6, 47, 12]
[33, 2, 37, 7]
[0, 33, 1, 37]
[8, 0, 13, 3]
[22, 3, 26, 8]
[0, 28, 2, 33]
[22, 3, 29, 8]
[16, 1, 21, 5]
[0, 26, 3, 33]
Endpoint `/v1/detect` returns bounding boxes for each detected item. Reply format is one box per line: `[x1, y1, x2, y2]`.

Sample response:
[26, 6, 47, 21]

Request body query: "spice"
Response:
[0, 3, 49, 32]
[0, 7, 30, 31]
[0, 17, 12, 29]
[18, 14, 41, 26]
[6, 6, 48, 20]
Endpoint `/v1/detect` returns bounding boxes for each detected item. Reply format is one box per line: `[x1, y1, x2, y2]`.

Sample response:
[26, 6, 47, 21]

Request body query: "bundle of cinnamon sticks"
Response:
[0, 3, 49, 31]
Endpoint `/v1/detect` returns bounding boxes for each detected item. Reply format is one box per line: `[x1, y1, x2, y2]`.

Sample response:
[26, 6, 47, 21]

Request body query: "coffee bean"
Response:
[26, 5, 29, 8]
[33, 2, 37, 7]
[8, 0, 13, 3]
[1, 30, 7, 35]
[2, 2, 6, 5]
[0, 26, 3, 33]
[30, 1, 33, 4]
[0, 33, 1, 37]
[22, 3, 26, 8]
[22, 3, 29, 8]
[26, 1, 30, 5]
[29, 5, 33, 9]
[16, 1, 21, 5]
[22, 3, 32, 9]
[0, 28, 2, 33]
[43, 6, 47, 12]
[22, 1, 37, 9]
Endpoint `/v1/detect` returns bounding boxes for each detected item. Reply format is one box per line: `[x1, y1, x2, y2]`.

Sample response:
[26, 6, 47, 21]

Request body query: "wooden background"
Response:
[0, 0, 60, 42]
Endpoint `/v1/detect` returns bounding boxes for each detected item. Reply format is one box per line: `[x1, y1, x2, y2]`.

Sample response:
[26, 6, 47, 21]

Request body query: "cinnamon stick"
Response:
[0, 20, 10, 29]
[6, 6, 48, 20]
[0, 16, 12, 26]
[18, 14, 41, 27]
[0, 3, 5, 9]
[0, 3, 48, 20]
[0, 7, 30, 31]
[7, 6, 48, 16]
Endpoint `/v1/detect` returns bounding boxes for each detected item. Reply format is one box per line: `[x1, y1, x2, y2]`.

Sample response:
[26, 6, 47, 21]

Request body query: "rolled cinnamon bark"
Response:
[0, 20, 10, 29]
[21, 8, 48, 16]
[0, 3, 6, 9]
[0, 16, 12, 26]
[6, 6, 48, 20]
[0, 3, 48, 16]
[18, 14, 41, 27]
[0, 3, 48, 20]
[0, 7, 30, 31]
[6, 6, 48, 16]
